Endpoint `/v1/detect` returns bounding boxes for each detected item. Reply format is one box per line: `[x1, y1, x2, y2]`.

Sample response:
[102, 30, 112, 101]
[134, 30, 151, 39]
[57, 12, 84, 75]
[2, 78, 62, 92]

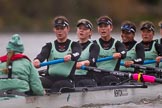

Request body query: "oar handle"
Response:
[40, 58, 64, 67]
[80, 65, 86, 70]
[120, 61, 124, 66]
[97, 56, 114, 62]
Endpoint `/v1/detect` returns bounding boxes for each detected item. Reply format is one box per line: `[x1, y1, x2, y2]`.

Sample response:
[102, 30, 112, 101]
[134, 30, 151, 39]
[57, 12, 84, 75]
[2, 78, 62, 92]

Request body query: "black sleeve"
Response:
[89, 43, 100, 66]
[133, 43, 145, 64]
[71, 41, 81, 61]
[34, 42, 52, 62]
[155, 43, 162, 56]
[115, 41, 127, 59]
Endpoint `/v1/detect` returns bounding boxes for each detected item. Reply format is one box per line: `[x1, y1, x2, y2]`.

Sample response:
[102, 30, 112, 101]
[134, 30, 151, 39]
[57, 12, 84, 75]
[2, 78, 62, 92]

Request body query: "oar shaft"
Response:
[39, 56, 114, 67]
[97, 56, 114, 62]
[130, 64, 162, 73]
[155, 78, 162, 83]
[144, 59, 162, 64]
[81, 66, 162, 84]
[81, 66, 129, 77]
[144, 60, 156, 64]
[40, 59, 64, 67]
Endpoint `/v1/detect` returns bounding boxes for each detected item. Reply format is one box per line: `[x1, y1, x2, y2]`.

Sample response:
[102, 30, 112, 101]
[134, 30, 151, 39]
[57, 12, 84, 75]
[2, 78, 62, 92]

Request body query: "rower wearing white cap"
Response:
[119, 21, 145, 73]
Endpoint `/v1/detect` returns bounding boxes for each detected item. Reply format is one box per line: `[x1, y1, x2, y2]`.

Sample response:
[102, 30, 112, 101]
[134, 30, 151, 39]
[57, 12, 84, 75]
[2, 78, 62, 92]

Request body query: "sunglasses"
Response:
[121, 24, 135, 33]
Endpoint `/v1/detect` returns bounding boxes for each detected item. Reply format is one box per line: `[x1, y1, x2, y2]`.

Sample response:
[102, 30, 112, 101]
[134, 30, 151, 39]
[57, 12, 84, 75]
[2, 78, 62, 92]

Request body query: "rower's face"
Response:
[141, 29, 154, 42]
[53, 26, 70, 40]
[160, 28, 162, 36]
[97, 24, 113, 38]
[77, 24, 92, 40]
[121, 30, 134, 43]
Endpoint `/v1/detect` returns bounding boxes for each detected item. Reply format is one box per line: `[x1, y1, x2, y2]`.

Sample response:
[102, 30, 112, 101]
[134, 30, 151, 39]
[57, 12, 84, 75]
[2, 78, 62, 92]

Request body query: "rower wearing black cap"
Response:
[156, 20, 162, 68]
[139, 21, 162, 69]
[74, 19, 100, 87]
[94, 16, 127, 86]
[119, 21, 145, 73]
[33, 16, 82, 92]
[157, 20, 162, 44]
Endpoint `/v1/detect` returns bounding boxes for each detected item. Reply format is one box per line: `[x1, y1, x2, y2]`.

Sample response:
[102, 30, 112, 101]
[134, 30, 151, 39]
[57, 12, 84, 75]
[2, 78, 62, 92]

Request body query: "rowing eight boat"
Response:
[1, 60, 162, 108]
[0, 83, 162, 108]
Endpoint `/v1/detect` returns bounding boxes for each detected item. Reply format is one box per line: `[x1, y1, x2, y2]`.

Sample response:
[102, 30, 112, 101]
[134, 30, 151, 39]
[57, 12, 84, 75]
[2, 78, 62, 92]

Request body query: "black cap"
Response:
[121, 23, 136, 33]
[97, 16, 112, 25]
[77, 19, 93, 30]
[53, 18, 69, 27]
[140, 22, 155, 32]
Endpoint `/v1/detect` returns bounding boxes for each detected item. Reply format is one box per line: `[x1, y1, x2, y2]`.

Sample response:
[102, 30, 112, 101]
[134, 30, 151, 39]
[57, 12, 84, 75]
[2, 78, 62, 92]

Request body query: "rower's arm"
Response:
[115, 41, 127, 59]
[89, 43, 100, 66]
[155, 43, 162, 56]
[71, 42, 81, 61]
[134, 43, 145, 64]
[34, 42, 51, 62]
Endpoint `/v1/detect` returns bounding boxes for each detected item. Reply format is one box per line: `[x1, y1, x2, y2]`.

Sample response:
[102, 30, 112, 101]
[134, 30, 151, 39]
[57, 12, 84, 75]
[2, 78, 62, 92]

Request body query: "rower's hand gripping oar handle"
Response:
[40, 58, 64, 67]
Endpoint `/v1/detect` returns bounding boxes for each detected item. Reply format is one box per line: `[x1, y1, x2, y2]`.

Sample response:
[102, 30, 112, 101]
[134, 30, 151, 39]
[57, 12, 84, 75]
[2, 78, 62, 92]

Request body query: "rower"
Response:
[93, 16, 127, 86]
[119, 21, 145, 74]
[157, 20, 162, 44]
[33, 16, 82, 92]
[139, 21, 162, 75]
[156, 20, 162, 68]
[75, 19, 99, 87]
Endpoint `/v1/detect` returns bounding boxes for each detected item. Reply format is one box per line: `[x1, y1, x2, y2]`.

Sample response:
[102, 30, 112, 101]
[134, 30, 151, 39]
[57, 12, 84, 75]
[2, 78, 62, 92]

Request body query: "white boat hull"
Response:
[1, 84, 162, 108]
